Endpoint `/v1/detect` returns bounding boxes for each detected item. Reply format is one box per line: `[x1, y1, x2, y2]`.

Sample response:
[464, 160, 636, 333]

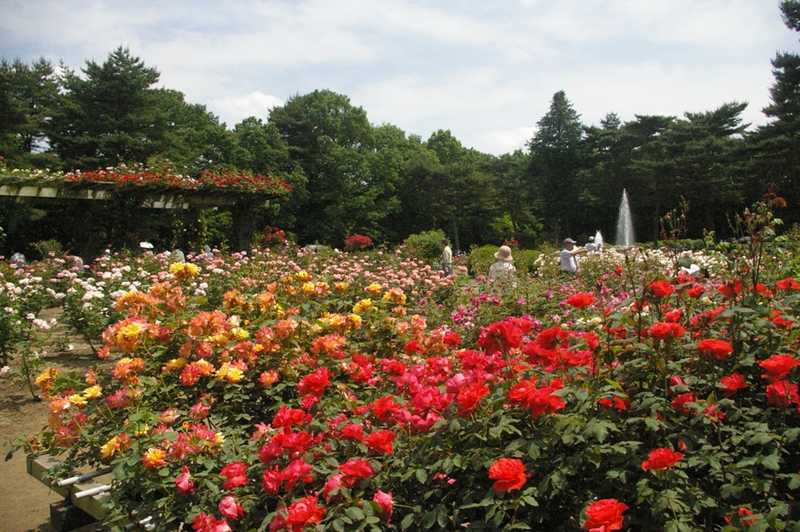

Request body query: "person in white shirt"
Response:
[560, 238, 584, 275]
[441, 241, 453, 276]
[489, 245, 516, 281]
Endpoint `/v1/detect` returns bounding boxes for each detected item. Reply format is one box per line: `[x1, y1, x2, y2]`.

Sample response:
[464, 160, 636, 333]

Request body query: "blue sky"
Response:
[1, 0, 797, 154]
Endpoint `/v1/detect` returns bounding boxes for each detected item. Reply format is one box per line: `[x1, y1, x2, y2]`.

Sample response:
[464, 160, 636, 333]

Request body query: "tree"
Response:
[268, 90, 376, 243]
[528, 90, 583, 240]
[490, 150, 540, 245]
[48, 47, 164, 168]
[231, 116, 291, 175]
[749, 0, 800, 226]
[149, 88, 236, 174]
[627, 104, 747, 240]
[0, 58, 60, 166]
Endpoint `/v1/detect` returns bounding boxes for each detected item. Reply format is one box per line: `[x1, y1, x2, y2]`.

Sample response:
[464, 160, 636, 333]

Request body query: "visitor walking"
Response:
[488, 245, 516, 282]
[441, 241, 453, 276]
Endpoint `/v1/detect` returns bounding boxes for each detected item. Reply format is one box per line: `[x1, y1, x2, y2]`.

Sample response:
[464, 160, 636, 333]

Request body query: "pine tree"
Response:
[528, 90, 583, 239]
[48, 47, 163, 168]
[750, 0, 800, 225]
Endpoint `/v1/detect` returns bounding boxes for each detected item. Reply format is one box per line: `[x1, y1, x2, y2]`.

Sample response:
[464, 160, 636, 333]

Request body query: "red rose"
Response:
[719, 373, 747, 395]
[507, 377, 566, 417]
[340, 423, 366, 441]
[641, 448, 683, 471]
[566, 292, 595, 309]
[220, 461, 248, 490]
[649, 280, 674, 298]
[598, 396, 629, 411]
[770, 310, 794, 328]
[648, 322, 685, 340]
[271, 406, 311, 429]
[766, 380, 800, 409]
[365, 430, 395, 455]
[776, 276, 800, 291]
[754, 283, 773, 298]
[339, 458, 374, 486]
[687, 284, 705, 298]
[718, 279, 743, 299]
[443, 331, 462, 347]
[759, 354, 800, 382]
[192, 513, 231, 532]
[671, 392, 696, 414]
[488, 457, 527, 492]
[703, 403, 726, 422]
[373, 490, 394, 521]
[282, 495, 325, 530]
[322, 473, 344, 501]
[697, 339, 734, 360]
[261, 467, 281, 494]
[298, 367, 331, 396]
[663, 308, 682, 322]
[280, 459, 314, 491]
[175, 465, 195, 495]
[582, 498, 628, 531]
[218, 495, 245, 521]
[456, 381, 490, 416]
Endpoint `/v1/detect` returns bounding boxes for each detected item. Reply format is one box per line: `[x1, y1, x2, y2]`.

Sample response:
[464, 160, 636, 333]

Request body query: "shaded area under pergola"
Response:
[0, 179, 283, 257]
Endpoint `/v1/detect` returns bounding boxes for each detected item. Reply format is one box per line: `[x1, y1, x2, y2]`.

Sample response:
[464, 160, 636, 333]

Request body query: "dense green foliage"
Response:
[401, 229, 447, 262]
[1, 2, 800, 252]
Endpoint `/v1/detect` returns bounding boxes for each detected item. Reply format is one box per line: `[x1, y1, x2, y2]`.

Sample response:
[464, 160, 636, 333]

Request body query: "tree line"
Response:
[1, 0, 799, 250]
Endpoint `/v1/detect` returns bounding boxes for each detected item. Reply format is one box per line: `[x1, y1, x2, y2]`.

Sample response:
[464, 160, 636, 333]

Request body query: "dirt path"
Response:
[0, 308, 97, 532]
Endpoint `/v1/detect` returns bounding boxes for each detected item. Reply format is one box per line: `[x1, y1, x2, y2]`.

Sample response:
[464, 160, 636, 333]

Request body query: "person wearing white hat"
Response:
[560, 238, 585, 275]
[489, 245, 516, 281]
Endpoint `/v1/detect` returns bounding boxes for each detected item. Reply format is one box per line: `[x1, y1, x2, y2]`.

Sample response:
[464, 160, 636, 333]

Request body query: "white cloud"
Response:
[478, 126, 536, 155]
[210, 91, 284, 127]
[0, 0, 795, 152]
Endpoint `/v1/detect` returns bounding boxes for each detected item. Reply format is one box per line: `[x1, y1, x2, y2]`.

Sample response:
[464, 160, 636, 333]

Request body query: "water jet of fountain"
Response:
[615, 189, 635, 247]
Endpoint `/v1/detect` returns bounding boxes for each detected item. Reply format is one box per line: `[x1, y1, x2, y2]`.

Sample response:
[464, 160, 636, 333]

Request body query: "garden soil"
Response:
[0, 308, 98, 532]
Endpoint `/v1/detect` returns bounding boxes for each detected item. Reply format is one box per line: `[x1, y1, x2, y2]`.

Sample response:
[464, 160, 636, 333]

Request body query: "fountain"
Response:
[594, 229, 604, 251]
[615, 189, 635, 246]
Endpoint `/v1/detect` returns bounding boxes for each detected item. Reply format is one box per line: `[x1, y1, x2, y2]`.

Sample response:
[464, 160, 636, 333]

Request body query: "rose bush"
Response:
[8, 211, 800, 530]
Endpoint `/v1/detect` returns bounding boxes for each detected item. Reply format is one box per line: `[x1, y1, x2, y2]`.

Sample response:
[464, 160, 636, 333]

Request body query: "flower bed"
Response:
[0, 161, 292, 196]
[8, 237, 800, 530]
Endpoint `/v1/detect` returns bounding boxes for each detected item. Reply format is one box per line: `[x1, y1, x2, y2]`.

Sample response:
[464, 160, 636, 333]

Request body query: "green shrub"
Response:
[468, 245, 540, 276]
[468, 245, 496, 275]
[514, 249, 540, 274]
[402, 229, 447, 262]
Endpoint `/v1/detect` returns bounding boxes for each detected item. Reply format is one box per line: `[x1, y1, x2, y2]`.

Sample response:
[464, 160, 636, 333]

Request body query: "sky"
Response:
[1, 0, 797, 155]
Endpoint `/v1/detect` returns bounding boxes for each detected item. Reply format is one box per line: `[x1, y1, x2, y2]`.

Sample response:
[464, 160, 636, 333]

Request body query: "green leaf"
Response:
[528, 443, 540, 460]
[400, 514, 415, 530]
[415, 468, 428, 484]
[435, 504, 448, 528]
[761, 453, 781, 471]
[345, 507, 365, 521]
[584, 419, 615, 443]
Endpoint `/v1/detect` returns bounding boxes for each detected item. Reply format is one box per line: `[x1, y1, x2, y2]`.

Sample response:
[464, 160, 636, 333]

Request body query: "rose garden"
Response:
[3, 2, 800, 530]
[1, 186, 799, 530]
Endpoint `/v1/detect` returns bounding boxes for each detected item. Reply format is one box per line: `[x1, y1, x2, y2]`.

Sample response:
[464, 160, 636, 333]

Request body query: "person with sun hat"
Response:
[489, 245, 516, 282]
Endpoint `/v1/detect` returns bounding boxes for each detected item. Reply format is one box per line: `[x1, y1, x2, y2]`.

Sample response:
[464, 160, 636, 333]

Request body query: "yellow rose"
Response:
[81, 385, 103, 400]
[353, 298, 374, 314]
[334, 282, 350, 292]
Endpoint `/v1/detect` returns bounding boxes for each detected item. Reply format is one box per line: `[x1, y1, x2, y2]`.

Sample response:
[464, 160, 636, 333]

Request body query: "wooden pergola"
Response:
[0, 179, 283, 252]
